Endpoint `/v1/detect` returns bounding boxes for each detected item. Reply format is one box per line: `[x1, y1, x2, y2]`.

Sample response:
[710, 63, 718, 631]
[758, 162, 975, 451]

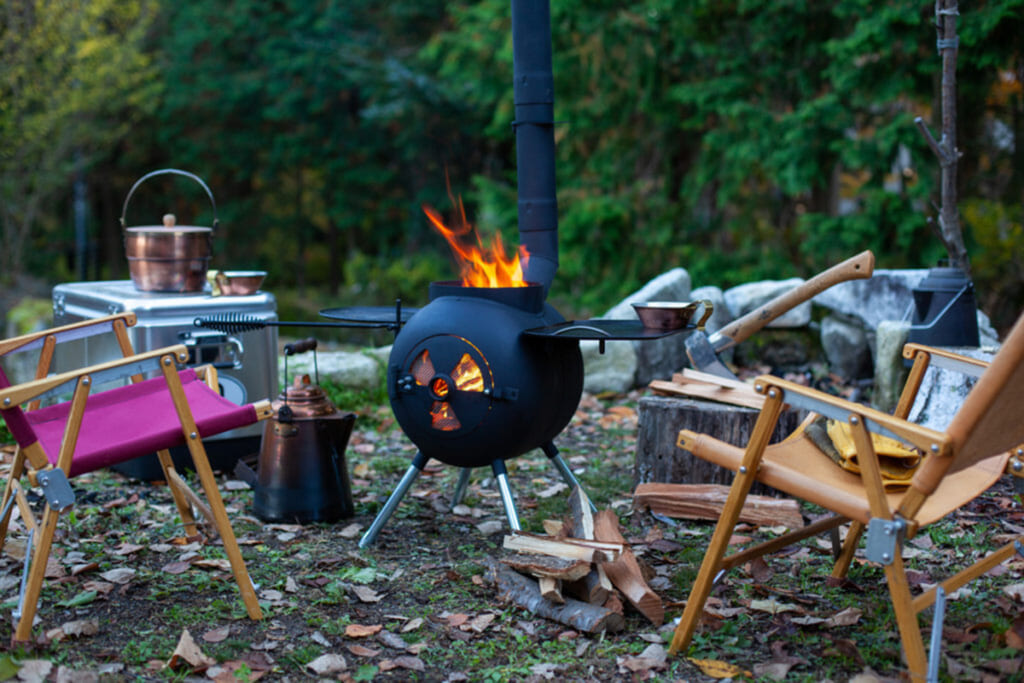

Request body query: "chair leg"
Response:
[885, 554, 928, 678]
[0, 449, 26, 553]
[155, 449, 200, 539]
[13, 505, 60, 644]
[830, 520, 864, 581]
[186, 441, 263, 620]
[668, 466, 758, 656]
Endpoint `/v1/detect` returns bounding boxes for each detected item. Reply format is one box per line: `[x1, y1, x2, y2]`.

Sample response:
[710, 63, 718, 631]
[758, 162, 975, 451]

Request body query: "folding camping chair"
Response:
[667, 311, 1024, 679]
[0, 313, 273, 643]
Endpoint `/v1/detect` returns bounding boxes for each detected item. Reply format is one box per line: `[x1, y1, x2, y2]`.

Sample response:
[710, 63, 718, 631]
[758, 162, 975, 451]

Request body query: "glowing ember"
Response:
[423, 199, 528, 288]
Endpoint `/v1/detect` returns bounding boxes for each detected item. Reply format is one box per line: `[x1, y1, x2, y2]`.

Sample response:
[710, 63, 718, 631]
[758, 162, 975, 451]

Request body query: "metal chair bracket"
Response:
[37, 469, 75, 511]
[865, 517, 906, 565]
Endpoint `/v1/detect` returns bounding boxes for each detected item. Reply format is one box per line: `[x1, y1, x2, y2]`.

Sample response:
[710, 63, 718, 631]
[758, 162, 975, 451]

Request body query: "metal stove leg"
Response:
[491, 460, 521, 532]
[450, 468, 472, 510]
[359, 451, 429, 549]
[541, 442, 597, 512]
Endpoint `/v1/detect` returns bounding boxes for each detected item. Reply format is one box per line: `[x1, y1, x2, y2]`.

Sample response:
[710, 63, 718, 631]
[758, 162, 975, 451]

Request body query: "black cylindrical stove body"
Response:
[387, 282, 583, 468]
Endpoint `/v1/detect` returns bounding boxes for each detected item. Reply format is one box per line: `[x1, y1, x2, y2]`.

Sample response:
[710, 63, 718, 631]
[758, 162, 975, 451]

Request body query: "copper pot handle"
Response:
[693, 299, 714, 331]
[120, 168, 219, 230]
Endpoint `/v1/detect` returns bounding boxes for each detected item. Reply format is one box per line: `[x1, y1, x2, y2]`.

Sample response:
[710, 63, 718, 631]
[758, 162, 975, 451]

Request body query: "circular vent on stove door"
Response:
[394, 334, 493, 438]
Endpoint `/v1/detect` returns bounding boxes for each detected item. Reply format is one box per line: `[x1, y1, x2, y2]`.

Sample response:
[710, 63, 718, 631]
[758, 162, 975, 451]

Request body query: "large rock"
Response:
[907, 346, 997, 431]
[724, 278, 812, 328]
[813, 269, 926, 330]
[580, 339, 637, 395]
[280, 350, 382, 392]
[820, 314, 873, 380]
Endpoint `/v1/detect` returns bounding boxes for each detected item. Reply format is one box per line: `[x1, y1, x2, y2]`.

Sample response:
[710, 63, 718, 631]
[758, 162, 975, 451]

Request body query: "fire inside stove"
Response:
[410, 346, 488, 431]
[423, 201, 529, 288]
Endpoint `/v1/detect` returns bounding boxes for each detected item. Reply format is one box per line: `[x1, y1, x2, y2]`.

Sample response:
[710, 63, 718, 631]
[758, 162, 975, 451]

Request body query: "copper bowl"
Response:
[215, 271, 266, 296]
[632, 300, 714, 330]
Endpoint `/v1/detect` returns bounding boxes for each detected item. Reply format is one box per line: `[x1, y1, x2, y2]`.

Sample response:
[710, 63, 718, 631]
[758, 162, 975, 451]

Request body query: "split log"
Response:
[649, 370, 767, 410]
[490, 562, 624, 633]
[501, 553, 592, 582]
[633, 483, 804, 530]
[566, 486, 612, 605]
[592, 509, 664, 626]
[538, 577, 564, 604]
[503, 533, 621, 563]
[564, 565, 612, 605]
[634, 395, 806, 489]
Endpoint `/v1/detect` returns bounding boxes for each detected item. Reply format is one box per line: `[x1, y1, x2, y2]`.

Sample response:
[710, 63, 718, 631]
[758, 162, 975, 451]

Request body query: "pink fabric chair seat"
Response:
[21, 368, 257, 477]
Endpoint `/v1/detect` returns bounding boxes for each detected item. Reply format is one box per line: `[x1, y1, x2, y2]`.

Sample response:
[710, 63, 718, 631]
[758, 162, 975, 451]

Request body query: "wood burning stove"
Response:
[358, 281, 587, 546]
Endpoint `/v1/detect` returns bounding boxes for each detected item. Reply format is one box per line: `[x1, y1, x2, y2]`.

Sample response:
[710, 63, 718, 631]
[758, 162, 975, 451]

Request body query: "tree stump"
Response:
[634, 395, 806, 495]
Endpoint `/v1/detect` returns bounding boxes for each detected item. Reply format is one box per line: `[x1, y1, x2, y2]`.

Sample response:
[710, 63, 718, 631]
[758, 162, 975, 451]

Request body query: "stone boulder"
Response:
[723, 278, 812, 328]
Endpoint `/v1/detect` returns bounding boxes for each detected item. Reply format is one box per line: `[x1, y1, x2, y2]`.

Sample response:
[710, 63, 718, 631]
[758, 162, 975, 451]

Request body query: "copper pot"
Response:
[253, 373, 356, 523]
[121, 169, 216, 293]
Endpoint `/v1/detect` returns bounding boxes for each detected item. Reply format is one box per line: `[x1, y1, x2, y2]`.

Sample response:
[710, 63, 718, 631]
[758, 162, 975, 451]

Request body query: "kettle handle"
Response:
[120, 168, 219, 231]
[284, 338, 318, 356]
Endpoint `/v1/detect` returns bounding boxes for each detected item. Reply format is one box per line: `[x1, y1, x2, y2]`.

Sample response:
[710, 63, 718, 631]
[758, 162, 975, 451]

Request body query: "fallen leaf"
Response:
[111, 542, 144, 556]
[99, 567, 135, 584]
[354, 586, 383, 603]
[70, 563, 99, 576]
[445, 613, 470, 627]
[162, 561, 191, 575]
[749, 598, 801, 615]
[306, 653, 347, 676]
[339, 523, 362, 539]
[167, 629, 216, 672]
[754, 661, 794, 680]
[17, 660, 54, 683]
[825, 607, 862, 628]
[61, 620, 99, 638]
[687, 656, 753, 679]
[463, 613, 496, 633]
[202, 626, 231, 643]
[345, 623, 383, 638]
[192, 558, 231, 572]
[346, 644, 380, 658]
[284, 576, 299, 593]
[56, 590, 97, 609]
[401, 617, 424, 633]
[618, 644, 668, 675]
[378, 656, 425, 672]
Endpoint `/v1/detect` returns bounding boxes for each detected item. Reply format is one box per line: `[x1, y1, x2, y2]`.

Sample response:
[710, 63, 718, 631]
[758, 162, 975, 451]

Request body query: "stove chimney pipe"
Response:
[512, 0, 558, 294]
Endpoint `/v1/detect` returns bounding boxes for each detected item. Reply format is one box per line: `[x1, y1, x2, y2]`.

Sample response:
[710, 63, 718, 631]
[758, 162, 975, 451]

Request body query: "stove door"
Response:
[392, 334, 494, 437]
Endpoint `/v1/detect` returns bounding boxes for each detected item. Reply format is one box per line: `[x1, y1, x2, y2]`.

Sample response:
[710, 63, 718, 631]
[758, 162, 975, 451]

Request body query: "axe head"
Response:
[684, 331, 738, 380]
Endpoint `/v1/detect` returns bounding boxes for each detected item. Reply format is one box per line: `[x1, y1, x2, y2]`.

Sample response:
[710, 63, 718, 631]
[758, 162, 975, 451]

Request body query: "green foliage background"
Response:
[2, 0, 1022, 330]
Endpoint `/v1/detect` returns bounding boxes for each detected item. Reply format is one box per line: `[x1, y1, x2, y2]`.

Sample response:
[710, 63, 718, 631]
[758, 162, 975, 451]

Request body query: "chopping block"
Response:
[634, 395, 806, 494]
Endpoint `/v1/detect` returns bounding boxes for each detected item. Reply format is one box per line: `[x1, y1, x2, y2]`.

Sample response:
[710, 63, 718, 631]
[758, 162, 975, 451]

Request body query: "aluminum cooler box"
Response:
[52, 280, 279, 479]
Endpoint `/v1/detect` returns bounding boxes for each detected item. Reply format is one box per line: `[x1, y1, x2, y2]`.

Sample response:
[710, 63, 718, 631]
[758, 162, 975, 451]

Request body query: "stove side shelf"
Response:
[523, 319, 695, 352]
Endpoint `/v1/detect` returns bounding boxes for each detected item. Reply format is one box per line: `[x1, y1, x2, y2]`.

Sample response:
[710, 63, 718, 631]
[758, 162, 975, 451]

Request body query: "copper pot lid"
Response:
[273, 375, 338, 419]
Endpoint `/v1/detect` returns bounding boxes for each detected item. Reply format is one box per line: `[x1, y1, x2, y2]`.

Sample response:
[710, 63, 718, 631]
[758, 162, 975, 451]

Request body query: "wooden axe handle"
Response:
[713, 250, 875, 349]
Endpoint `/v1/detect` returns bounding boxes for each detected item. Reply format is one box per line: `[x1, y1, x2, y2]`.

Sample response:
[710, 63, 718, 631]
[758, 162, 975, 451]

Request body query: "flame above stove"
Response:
[423, 200, 528, 288]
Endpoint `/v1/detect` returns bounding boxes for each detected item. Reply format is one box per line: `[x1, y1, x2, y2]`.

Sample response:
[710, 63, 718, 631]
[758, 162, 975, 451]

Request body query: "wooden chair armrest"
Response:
[754, 375, 949, 455]
[0, 313, 137, 358]
[0, 345, 189, 407]
[902, 342, 989, 379]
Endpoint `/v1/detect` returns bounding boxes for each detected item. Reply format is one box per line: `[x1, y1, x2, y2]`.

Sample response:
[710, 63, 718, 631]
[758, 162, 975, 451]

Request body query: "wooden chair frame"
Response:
[667, 313, 1024, 680]
[0, 313, 272, 643]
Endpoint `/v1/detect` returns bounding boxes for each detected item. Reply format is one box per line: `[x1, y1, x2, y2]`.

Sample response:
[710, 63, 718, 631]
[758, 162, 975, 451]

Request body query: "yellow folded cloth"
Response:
[805, 417, 922, 489]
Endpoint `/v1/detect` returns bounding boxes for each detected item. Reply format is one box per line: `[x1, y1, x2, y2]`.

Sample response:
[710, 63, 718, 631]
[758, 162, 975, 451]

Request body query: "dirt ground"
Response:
[0, 389, 1022, 681]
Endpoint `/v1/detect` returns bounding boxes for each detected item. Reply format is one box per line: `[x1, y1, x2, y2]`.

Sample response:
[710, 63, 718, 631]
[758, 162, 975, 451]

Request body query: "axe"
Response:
[684, 250, 875, 379]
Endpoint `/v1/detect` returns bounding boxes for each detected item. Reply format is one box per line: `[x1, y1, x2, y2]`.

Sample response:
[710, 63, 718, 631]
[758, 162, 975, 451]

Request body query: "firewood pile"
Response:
[489, 487, 663, 633]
